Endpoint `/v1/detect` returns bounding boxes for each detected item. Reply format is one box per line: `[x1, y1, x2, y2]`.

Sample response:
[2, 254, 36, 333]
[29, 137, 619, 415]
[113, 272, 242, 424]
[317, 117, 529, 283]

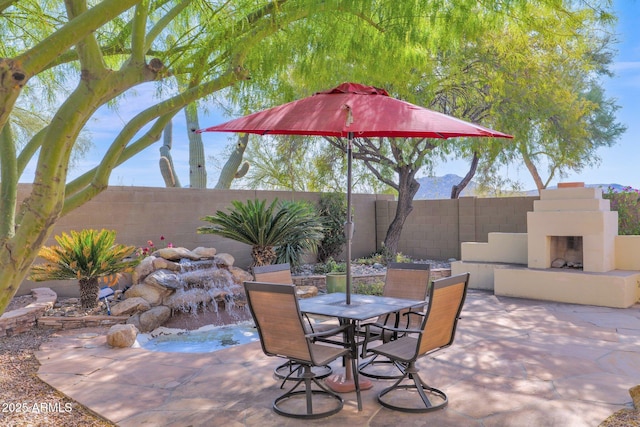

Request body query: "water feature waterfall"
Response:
[110, 247, 253, 332]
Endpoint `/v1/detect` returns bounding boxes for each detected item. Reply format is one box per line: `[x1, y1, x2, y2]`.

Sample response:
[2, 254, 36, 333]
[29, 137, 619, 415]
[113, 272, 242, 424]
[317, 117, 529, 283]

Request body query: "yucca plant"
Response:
[30, 229, 138, 309]
[198, 199, 324, 267]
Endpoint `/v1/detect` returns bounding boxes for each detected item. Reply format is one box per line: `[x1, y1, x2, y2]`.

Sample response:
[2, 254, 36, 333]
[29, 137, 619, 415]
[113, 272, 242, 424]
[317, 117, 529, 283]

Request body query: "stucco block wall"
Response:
[376, 195, 535, 260]
[17, 184, 540, 297]
[615, 235, 640, 270]
[17, 185, 390, 296]
[461, 232, 528, 264]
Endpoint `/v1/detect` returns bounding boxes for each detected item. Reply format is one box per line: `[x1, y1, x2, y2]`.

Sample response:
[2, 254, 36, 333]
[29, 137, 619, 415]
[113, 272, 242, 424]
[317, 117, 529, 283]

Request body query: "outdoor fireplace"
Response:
[550, 236, 583, 269]
[526, 183, 617, 273]
[453, 182, 640, 308]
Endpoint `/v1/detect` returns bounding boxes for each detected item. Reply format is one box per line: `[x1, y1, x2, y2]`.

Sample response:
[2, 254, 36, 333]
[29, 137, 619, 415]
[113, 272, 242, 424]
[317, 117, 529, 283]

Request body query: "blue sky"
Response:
[59, 1, 640, 191]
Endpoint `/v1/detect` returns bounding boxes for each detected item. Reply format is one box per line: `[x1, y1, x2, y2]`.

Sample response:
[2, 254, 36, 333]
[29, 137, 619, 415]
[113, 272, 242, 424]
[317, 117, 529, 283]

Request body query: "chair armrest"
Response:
[360, 320, 422, 356]
[305, 323, 350, 340]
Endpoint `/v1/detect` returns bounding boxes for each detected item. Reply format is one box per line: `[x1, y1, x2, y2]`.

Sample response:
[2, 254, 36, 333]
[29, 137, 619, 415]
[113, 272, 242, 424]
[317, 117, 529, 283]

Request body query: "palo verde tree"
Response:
[0, 0, 616, 316]
[2, 0, 492, 315]
[432, 1, 624, 195]
[0, 0, 512, 315]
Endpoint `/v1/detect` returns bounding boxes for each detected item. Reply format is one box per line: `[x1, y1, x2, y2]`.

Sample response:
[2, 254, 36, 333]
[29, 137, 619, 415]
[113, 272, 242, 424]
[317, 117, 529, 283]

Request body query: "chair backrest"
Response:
[417, 272, 469, 357]
[253, 263, 293, 284]
[244, 281, 311, 362]
[383, 262, 431, 300]
[380, 263, 431, 328]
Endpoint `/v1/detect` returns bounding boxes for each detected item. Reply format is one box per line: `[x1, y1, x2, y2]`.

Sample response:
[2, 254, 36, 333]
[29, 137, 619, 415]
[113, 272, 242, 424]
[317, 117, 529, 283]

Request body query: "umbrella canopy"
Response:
[197, 82, 513, 304]
[198, 82, 512, 139]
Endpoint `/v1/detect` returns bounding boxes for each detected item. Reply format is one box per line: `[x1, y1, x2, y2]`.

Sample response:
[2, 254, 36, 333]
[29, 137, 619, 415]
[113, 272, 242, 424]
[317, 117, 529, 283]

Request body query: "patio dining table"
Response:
[298, 292, 427, 397]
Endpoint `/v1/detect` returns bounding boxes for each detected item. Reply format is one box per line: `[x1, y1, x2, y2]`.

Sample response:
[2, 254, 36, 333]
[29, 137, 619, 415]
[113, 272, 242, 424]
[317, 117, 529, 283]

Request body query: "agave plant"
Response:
[198, 199, 324, 267]
[30, 229, 138, 309]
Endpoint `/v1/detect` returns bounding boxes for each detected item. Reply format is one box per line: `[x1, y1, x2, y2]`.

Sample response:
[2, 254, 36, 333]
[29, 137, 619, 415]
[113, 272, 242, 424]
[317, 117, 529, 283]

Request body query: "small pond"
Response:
[137, 321, 259, 353]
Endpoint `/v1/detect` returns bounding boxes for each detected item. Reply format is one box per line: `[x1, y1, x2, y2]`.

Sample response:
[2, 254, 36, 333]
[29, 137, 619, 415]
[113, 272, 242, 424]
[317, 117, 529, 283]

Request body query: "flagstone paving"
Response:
[36, 290, 640, 426]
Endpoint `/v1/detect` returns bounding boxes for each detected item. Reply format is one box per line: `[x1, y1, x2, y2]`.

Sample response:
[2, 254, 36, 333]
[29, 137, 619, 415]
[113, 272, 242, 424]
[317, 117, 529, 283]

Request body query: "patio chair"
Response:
[367, 272, 469, 413]
[252, 263, 332, 382]
[359, 262, 431, 379]
[244, 281, 361, 419]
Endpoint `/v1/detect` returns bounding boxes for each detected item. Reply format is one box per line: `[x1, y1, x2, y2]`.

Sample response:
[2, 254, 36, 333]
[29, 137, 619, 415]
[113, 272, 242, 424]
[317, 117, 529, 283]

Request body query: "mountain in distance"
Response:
[414, 174, 477, 199]
[524, 183, 628, 196]
[414, 175, 627, 199]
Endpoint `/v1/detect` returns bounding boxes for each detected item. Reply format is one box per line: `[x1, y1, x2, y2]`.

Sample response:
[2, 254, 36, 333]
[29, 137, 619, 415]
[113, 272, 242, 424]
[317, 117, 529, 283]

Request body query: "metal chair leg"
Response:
[376, 362, 448, 413]
[272, 365, 344, 419]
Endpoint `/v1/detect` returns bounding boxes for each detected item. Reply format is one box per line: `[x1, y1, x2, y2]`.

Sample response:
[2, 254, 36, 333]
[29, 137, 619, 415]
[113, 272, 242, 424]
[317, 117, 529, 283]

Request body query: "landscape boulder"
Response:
[106, 324, 138, 348]
[110, 297, 151, 316]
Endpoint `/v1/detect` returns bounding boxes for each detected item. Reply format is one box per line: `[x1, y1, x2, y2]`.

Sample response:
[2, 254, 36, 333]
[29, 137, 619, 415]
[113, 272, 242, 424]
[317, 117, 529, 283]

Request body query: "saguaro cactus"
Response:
[185, 103, 207, 188]
[159, 120, 181, 188]
[215, 133, 250, 189]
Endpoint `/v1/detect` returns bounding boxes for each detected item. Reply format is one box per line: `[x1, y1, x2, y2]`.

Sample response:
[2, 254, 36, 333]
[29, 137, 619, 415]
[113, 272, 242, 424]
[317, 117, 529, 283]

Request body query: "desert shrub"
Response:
[316, 193, 347, 263]
[604, 186, 640, 235]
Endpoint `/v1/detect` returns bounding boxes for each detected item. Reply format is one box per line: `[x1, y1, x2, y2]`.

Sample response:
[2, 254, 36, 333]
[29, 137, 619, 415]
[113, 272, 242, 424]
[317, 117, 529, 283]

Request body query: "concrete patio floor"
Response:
[35, 290, 640, 426]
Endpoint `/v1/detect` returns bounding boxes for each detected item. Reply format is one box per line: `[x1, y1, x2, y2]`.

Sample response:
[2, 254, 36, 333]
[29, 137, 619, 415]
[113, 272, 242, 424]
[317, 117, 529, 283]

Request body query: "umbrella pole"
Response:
[345, 132, 354, 305]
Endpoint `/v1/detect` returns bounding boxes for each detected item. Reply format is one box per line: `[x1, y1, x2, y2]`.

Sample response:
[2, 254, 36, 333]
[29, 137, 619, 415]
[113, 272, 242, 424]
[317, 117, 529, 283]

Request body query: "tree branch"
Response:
[0, 122, 17, 240]
[64, 0, 108, 77]
[131, 0, 150, 61]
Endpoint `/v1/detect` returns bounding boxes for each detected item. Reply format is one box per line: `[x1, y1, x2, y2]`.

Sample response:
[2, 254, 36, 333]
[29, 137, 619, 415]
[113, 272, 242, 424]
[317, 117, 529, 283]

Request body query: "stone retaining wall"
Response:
[0, 288, 56, 337]
[0, 287, 129, 336]
[37, 315, 128, 330]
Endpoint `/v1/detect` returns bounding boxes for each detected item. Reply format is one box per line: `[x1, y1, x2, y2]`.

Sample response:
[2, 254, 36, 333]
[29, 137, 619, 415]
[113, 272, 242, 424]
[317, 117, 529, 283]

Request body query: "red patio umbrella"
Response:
[197, 82, 513, 303]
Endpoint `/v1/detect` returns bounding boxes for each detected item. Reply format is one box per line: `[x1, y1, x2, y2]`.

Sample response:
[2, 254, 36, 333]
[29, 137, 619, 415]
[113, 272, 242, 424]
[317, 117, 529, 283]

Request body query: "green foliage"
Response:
[604, 186, 640, 235]
[355, 250, 412, 266]
[312, 257, 346, 274]
[275, 200, 325, 268]
[29, 229, 138, 308]
[30, 229, 138, 282]
[316, 193, 348, 263]
[198, 199, 324, 266]
[354, 280, 385, 296]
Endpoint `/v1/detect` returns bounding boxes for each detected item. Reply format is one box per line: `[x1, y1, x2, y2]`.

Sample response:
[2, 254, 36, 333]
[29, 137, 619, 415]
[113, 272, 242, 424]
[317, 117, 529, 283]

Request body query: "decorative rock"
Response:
[164, 289, 212, 310]
[139, 306, 171, 332]
[152, 257, 181, 272]
[126, 313, 141, 330]
[229, 266, 253, 285]
[110, 297, 151, 316]
[152, 247, 200, 261]
[124, 283, 171, 306]
[214, 253, 235, 267]
[144, 269, 183, 290]
[192, 247, 217, 258]
[180, 268, 231, 288]
[106, 324, 139, 348]
[551, 258, 566, 268]
[631, 385, 640, 410]
[295, 285, 318, 299]
[132, 256, 156, 284]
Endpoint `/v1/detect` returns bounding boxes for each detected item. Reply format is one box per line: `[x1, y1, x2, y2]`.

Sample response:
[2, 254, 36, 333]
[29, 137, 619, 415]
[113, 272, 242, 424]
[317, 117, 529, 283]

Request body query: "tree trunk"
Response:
[79, 277, 100, 309]
[521, 144, 545, 192]
[451, 151, 479, 199]
[383, 168, 420, 258]
[251, 245, 276, 267]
